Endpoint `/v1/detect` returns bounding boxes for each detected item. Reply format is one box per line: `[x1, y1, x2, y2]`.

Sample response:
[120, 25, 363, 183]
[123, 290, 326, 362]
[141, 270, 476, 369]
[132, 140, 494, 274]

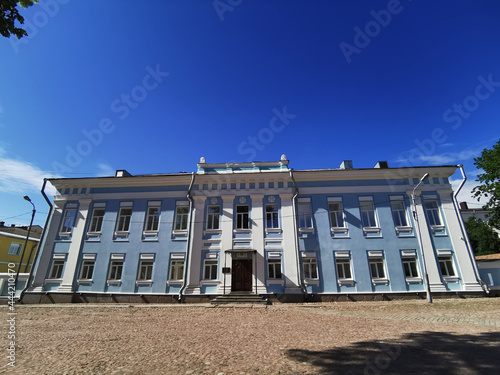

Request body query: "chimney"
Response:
[460, 202, 469, 210]
[11, 224, 15, 227]
[374, 161, 389, 169]
[115, 170, 132, 177]
[0, 221, 4, 227]
[340, 160, 353, 169]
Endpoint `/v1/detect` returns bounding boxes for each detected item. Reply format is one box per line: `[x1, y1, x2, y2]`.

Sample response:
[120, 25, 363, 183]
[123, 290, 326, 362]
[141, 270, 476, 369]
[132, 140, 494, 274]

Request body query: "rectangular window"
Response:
[268, 259, 282, 279]
[369, 257, 386, 279]
[360, 201, 377, 228]
[80, 260, 95, 280]
[298, 202, 313, 229]
[89, 208, 105, 232]
[49, 260, 65, 279]
[438, 256, 455, 277]
[138, 261, 154, 280]
[336, 258, 352, 280]
[236, 205, 249, 229]
[303, 258, 318, 279]
[145, 206, 160, 232]
[116, 208, 132, 232]
[329, 202, 345, 228]
[174, 206, 189, 231]
[402, 257, 419, 278]
[203, 260, 218, 280]
[108, 261, 124, 281]
[391, 201, 408, 227]
[206, 206, 220, 230]
[169, 260, 184, 280]
[424, 201, 442, 226]
[60, 209, 76, 233]
[8, 242, 23, 256]
[266, 204, 279, 229]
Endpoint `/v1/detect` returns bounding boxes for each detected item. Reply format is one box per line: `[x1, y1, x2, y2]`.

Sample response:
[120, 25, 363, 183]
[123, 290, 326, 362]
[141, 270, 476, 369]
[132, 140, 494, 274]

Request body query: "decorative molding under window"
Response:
[266, 279, 284, 286]
[136, 280, 153, 286]
[233, 229, 251, 234]
[363, 227, 381, 234]
[266, 228, 282, 234]
[372, 278, 389, 285]
[172, 230, 188, 236]
[167, 280, 183, 285]
[443, 276, 460, 282]
[58, 232, 71, 238]
[203, 229, 222, 235]
[107, 280, 121, 286]
[395, 226, 413, 233]
[87, 231, 101, 238]
[298, 227, 314, 234]
[304, 279, 320, 286]
[338, 279, 355, 286]
[77, 279, 93, 285]
[114, 231, 130, 237]
[405, 277, 423, 284]
[200, 280, 220, 285]
[331, 227, 348, 234]
[431, 225, 446, 232]
[44, 278, 62, 285]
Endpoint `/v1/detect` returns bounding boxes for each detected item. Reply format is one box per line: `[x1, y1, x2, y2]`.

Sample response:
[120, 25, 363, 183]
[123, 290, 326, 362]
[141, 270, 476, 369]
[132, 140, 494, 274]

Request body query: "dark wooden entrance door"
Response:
[231, 259, 252, 291]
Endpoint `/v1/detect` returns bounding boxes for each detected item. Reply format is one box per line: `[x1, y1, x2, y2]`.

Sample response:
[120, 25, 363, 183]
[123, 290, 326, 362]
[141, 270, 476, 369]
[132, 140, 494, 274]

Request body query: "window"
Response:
[266, 204, 279, 228]
[369, 257, 386, 280]
[80, 260, 95, 280]
[49, 260, 65, 279]
[391, 201, 408, 227]
[89, 208, 105, 232]
[268, 259, 282, 279]
[174, 206, 189, 231]
[203, 260, 218, 280]
[60, 209, 76, 233]
[116, 208, 132, 232]
[8, 242, 23, 256]
[303, 258, 318, 279]
[108, 261, 123, 281]
[438, 256, 455, 277]
[169, 260, 184, 280]
[298, 202, 313, 229]
[336, 258, 352, 280]
[424, 201, 442, 226]
[402, 257, 419, 278]
[206, 206, 220, 230]
[145, 207, 160, 232]
[329, 202, 345, 228]
[360, 201, 377, 228]
[138, 261, 154, 280]
[236, 205, 249, 229]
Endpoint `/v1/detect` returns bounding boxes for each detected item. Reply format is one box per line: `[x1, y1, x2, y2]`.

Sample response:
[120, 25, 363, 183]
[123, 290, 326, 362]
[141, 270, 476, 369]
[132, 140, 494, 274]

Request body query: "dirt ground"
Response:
[2, 298, 500, 375]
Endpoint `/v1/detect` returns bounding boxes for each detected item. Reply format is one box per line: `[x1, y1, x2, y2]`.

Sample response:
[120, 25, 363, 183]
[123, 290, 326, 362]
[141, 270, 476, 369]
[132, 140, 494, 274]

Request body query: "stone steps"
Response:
[211, 293, 270, 305]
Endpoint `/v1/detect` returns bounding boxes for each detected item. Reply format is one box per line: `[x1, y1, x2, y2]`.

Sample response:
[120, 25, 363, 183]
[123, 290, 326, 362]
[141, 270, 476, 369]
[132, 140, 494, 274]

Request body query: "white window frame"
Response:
[335, 253, 353, 285]
[329, 202, 345, 229]
[297, 201, 313, 232]
[206, 205, 221, 230]
[116, 207, 132, 233]
[368, 252, 388, 284]
[302, 257, 318, 281]
[438, 255, 457, 280]
[137, 260, 154, 285]
[144, 205, 161, 233]
[390, 200, 408, 227]
[174, 206, 189, 231]
[59, 208, 77, 236]
[203, 259, 218, 281]
[78, 260, 95, 283]
[236, 205, 249, 229]
[266, 204, 279, 229]
[8, 242, 23, 256]
[360, 201, 377, 228]
[88, 207, 105, 234]
[49, 259, 65, 279]
[424, 200, 443, 228]
[267, 258, 282, 279]
[169, 259, 185, 282]
[108, 260, 124, 285]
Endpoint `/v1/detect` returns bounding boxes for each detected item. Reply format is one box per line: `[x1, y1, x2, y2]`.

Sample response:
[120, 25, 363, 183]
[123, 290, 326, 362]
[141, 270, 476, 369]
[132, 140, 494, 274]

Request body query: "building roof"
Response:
[475, 253, 500, 260]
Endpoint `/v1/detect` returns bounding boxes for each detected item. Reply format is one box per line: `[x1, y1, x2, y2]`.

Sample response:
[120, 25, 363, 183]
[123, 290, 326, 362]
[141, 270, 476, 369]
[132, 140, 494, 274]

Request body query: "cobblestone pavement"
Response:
[2, 298, 499, 375]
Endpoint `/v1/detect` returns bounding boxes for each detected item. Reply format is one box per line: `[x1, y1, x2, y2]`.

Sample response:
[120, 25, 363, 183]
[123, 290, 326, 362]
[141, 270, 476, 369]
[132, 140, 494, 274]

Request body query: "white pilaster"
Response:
[219, 195, 234, 294]
[58, 199, 92, 292]
[407, 191, 447, 292]
[438, 189, 483, 291]
[280, 193, 301, 293]
[250, 194, 267, 294]
[185, 195, 206, 295]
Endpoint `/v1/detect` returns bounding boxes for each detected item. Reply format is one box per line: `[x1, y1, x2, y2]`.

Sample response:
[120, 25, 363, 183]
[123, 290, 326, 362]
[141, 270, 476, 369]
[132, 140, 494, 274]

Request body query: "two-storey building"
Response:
[22, 156, 485, 303]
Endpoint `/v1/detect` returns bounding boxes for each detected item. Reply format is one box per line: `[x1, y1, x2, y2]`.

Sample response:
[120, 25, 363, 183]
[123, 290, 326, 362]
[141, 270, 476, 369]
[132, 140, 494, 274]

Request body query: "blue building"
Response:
[23, 156, 486, 303]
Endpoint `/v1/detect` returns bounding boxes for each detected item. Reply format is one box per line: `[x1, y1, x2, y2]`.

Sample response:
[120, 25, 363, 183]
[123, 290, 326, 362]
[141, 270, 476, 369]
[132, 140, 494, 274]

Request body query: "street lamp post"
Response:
[15, 196, 36, 294]
[411, 173, 432, 303]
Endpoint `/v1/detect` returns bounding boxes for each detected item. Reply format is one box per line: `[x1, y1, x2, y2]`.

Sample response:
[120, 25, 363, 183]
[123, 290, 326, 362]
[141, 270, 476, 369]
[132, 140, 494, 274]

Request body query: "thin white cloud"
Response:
[0, 157, 58, 195]
[397, 149, 482, 166]
[96, 163, 115, 177]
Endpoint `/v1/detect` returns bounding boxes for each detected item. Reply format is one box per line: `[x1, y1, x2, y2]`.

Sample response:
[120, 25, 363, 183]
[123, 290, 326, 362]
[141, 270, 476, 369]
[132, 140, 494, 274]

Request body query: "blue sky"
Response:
[1, 0, 499, 227]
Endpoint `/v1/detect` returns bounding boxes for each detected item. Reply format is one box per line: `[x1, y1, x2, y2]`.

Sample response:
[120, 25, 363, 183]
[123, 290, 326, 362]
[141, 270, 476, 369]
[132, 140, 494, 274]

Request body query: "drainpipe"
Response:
[454, 165, 489, 294]
[20, 179, 53, 300]
[290, 170, 307, 297]
[179, 173, 196, 302]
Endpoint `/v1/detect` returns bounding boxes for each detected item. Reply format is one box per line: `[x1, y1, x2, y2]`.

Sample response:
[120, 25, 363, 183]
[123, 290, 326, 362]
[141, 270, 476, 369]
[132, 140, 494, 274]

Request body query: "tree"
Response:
[0, 0, 37, 39]
[472, 139, 500, 230]
[464, 217, 500, 255]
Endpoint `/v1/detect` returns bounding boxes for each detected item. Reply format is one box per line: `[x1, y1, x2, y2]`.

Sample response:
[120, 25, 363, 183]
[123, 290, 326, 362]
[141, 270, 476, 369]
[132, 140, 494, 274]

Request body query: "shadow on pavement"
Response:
[286, 331, 500, 375]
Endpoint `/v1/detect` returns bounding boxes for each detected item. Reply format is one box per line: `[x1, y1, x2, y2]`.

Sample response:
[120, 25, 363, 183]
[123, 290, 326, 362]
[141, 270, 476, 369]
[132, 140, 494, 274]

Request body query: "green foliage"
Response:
[0, 0, 37, 39]
[464, 217, 500, 255]
[472, 139, 500, 230]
